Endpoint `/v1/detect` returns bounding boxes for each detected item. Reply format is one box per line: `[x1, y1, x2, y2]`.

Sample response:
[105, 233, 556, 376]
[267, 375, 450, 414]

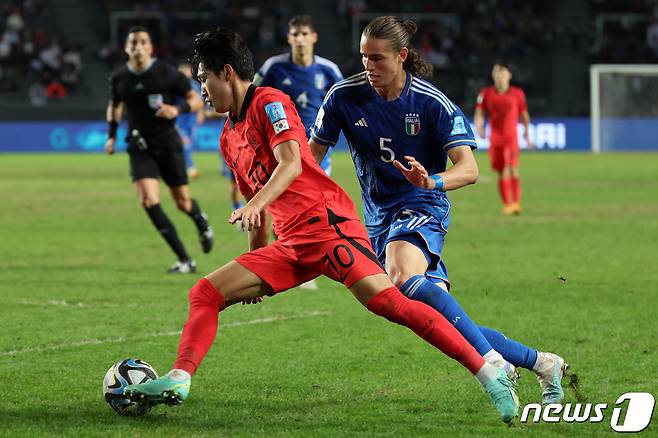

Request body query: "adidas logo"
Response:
[354, 118, 368, 127]
[282, 77, 292, 85]
[135, 82, 144, 90]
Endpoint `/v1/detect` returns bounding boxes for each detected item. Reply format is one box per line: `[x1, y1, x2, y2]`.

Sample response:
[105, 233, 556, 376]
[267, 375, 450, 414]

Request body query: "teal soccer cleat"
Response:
[534, 352, 568, 404]
[125, 371, 191, 406]
[484, 368, 520, 423]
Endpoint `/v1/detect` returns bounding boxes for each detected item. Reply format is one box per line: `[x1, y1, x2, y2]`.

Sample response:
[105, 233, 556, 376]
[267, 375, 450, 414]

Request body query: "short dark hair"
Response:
[494, 59, 513, 73]
[126, 26, 150, 39]
[191, 28, 255, 81]
[288, 15, 315, 32]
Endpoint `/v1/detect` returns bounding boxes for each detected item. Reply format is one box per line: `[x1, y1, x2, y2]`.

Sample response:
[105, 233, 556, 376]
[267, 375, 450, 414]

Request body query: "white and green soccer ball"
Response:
[103, 358, 158, 416]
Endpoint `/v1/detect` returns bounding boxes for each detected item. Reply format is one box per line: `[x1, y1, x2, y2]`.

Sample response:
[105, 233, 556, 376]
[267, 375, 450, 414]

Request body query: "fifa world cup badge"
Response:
[405, 113, 421, 136]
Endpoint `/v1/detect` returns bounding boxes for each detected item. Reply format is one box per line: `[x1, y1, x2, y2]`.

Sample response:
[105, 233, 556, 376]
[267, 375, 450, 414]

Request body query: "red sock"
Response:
[367, 287, 485, 374]
[498, 178, 513, 205]
[510, 176, 521, 204]
[173, 277, 225, 375]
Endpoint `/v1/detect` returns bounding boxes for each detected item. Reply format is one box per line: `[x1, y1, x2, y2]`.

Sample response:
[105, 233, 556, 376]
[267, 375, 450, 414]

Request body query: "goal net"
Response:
[590, 64, 658, 152]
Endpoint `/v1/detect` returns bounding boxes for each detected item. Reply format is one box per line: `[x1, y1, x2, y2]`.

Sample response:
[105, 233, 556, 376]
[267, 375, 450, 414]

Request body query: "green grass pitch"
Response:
[0, 151, 656, 437]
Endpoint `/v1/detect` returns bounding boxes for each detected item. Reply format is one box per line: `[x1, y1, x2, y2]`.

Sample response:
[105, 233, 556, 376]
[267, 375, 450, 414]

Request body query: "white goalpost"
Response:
[590, 64, 658, 153]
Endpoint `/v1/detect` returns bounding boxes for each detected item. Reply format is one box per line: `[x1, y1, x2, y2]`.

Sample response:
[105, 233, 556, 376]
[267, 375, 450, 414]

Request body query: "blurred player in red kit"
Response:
[475, 61, 534, 215]
[125, 28, 519, 423]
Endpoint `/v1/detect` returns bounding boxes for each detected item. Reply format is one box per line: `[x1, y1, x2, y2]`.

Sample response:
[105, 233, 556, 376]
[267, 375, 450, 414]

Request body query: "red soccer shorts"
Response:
[236, 214, 385, 293]
[489, 143, 520, 172]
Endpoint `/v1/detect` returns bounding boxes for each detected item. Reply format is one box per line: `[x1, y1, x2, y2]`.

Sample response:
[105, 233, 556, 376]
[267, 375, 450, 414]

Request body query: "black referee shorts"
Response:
[128, 131, 188, 187]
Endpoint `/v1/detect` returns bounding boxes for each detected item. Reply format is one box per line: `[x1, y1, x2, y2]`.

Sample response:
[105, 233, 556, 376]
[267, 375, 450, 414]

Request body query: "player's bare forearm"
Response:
[474, 108, 486, 138]
[248, 211, 269, 250]
[186, 90, 203, 112]
[248, 140, 302, 212]
[309, 139, 329, 165]
[441, 146, 479, 190]
[106, 100, 123, 123]
[521, 110, 534, 149]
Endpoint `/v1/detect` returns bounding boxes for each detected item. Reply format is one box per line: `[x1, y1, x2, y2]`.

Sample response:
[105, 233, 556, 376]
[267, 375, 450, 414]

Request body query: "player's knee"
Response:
[366, 287, 405, 325]
[175, 197, 191, 211]
[189, 278, 226, 311]
[141, 196, 159, 208]
[387, 266, 413, 289]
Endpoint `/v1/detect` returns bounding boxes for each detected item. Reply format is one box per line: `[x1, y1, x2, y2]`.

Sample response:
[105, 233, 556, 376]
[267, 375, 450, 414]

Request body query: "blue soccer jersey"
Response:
[311, 71, 477, 237]
[176, 79, 202, 136]
[254, 53, 343, 173]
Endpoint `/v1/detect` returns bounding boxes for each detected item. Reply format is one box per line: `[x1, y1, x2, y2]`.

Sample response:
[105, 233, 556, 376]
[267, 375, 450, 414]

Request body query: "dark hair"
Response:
[191, 28, 255, 81]
[494, 59, 513, 73]
[126, 26, 150, 39]
[362, 16, 432, 77]
[288, 14, 315, 32]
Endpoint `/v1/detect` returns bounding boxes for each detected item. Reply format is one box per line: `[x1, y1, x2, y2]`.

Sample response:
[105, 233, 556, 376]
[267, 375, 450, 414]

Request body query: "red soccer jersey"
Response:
[220, 85, 360, 243]
[476, 85, 527, 147]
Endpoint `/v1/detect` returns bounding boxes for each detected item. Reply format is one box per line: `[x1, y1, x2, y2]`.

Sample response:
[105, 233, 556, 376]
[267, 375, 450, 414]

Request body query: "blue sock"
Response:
[400, 275, 493, 356]
[478, 326, 538, 369]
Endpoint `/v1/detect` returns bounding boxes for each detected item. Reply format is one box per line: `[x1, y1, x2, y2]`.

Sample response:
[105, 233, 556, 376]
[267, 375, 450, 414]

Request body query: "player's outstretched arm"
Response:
[393, 146, 478, 192]
[229, 140, 302, 231]
[309, 139, 329, 165]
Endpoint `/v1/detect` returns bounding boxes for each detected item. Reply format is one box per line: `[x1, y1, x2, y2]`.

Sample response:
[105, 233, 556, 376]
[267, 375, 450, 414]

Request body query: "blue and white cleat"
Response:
[534, 352, 568, 404]
[125, 370, 191, 406]
[484, 368, 520, 423]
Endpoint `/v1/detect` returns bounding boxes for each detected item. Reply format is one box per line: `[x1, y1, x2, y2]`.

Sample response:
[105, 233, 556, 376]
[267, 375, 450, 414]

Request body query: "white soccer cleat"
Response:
[299, 279, 319, 290]
[167, 260, 197, 274]
[534, 352, 568, 404]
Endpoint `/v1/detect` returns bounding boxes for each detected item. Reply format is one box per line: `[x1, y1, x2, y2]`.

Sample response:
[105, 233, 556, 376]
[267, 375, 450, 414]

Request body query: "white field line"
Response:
[0, 310, 330, 357]
[16, 299, 137, 308]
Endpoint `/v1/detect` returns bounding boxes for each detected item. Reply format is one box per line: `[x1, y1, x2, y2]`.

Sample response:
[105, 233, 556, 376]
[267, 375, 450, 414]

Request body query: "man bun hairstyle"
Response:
[362, 16, 432, 77]
[191, 28, 255, 81]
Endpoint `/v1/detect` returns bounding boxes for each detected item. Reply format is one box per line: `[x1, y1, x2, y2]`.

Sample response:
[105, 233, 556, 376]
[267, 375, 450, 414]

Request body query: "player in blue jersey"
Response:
[310, 16, 568, 404]
[175, 62, 205, 180]
[254, 14, 343, 176]
[255, 14, 343, 288]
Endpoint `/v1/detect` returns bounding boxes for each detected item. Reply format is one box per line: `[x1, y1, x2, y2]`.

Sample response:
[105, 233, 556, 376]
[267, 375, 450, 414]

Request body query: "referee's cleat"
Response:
[484, 368, 520, 424]
[198, 213, 214, 253]
[534, 352, 568, 404]
[167, 260, 196, 274]
[125, 371, 191, 406]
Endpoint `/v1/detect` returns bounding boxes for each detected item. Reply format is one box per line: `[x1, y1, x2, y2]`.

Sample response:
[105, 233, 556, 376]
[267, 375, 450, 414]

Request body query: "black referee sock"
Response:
[185, 199, 209, 232]
[145, 204, 190, 262]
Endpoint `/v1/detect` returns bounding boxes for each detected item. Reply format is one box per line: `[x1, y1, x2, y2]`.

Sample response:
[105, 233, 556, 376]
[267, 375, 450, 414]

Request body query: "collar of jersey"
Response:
[126, 58, 156, 75]
[370, 71, 412, 102]
[229, 84, 257, 124]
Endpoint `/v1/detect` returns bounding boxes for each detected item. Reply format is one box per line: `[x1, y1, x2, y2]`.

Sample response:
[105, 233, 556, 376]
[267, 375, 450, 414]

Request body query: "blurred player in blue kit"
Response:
[254, 14, 343, 176]
[175, 62, 205, 180]
[310, 16, 568, 404]
[255, 15, 343, 287]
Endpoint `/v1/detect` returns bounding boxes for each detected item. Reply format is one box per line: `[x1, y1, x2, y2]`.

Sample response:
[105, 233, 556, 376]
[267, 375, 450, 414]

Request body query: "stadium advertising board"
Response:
[1, 118, 655, 152]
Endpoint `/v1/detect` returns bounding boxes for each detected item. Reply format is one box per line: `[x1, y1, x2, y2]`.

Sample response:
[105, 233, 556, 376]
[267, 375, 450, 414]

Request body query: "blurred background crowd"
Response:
[2, 0, 658, 117]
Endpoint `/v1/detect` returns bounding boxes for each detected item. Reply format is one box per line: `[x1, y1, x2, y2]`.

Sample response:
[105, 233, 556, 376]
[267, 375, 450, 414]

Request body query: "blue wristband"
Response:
[431, 174, 445, 192]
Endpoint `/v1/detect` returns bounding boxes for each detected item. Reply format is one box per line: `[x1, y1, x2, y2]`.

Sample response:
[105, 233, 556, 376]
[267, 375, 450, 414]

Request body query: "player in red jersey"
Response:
[125, 28, 518, 423]
[475, 61, 534, 215]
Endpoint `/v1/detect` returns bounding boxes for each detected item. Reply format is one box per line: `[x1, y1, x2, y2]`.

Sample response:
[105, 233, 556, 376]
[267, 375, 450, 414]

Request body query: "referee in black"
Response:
[104, 26, 213, 274]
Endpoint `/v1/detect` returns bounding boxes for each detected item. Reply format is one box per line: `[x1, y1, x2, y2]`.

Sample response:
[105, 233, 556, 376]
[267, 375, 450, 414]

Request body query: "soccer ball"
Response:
[103, 358, 158, 416]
